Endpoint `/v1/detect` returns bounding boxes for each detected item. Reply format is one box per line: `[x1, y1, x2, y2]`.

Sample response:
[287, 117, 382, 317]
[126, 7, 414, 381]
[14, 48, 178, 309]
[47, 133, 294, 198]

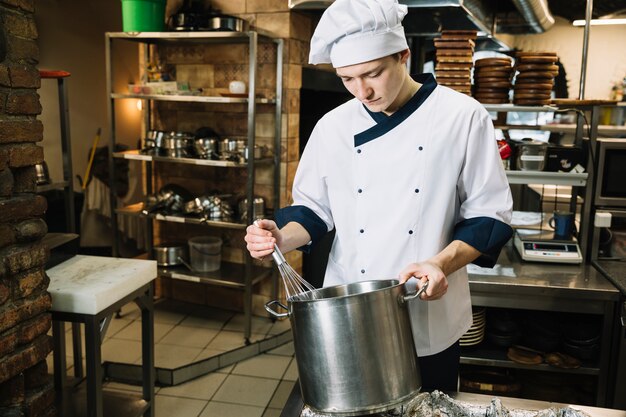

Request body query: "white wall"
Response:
[512, 16, 626, 100]
[35, 0, 141, 189]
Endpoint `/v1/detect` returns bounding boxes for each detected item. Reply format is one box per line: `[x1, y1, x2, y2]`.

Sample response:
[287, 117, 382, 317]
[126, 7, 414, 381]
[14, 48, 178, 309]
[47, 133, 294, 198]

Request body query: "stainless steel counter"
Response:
[467, 245, 621, 407]
[594, 259, 626, 296]
[468, 246, 620, 313]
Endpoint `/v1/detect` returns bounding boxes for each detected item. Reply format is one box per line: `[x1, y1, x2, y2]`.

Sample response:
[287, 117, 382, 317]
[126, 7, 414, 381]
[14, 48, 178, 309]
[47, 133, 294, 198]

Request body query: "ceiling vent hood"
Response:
[289, 0, 555, 50]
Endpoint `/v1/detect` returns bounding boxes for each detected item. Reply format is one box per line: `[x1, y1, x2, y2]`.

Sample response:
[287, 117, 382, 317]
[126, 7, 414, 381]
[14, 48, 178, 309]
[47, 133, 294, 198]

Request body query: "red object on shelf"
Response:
[497, 139, 512, 160]
[39, 70, 71, 79]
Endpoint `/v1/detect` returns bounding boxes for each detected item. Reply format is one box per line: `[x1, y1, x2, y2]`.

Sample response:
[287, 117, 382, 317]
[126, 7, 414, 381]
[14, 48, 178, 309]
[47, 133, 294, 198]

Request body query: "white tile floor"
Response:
[48, 298, 298, 417]
[100, 342, 298, 417]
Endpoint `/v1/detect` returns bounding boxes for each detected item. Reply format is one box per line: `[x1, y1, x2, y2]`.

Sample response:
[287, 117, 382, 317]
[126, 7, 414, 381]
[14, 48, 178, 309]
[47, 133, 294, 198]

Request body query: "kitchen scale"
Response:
[513, 229, 583, 264]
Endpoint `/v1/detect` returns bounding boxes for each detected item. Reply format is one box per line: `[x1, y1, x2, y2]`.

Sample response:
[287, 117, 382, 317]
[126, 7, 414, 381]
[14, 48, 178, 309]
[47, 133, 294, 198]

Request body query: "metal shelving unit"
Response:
[105, 31, 283, 343]
[459, 104, 613, 406]
[486, 103, 603, 260]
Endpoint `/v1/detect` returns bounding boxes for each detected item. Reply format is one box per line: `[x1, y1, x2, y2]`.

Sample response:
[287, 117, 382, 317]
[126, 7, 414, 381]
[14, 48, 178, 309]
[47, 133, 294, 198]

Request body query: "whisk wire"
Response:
[271, 245, 319, 301]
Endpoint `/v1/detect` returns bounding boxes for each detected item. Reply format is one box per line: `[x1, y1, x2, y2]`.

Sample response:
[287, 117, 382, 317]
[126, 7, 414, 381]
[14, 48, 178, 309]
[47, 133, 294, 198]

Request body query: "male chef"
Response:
[245, 0, 513, 391]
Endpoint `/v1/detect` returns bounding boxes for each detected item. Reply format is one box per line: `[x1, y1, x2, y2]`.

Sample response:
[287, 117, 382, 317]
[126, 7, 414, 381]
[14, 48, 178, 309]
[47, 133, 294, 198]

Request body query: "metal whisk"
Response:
[271, 245, 320, 301]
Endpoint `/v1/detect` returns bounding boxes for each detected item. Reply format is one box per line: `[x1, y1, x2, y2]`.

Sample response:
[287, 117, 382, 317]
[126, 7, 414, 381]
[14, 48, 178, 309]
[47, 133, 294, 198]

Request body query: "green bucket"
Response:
[121, 0, 166, 32]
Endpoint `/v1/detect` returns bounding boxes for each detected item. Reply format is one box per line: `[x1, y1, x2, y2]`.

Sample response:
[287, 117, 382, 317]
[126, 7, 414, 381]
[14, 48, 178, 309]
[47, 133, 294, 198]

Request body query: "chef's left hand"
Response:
[398, 262, 448, 301]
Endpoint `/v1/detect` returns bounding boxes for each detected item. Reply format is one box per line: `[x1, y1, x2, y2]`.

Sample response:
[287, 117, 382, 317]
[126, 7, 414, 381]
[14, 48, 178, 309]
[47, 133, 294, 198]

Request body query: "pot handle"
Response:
[402, 280, 430, 302]
[265, 300, 291, 318]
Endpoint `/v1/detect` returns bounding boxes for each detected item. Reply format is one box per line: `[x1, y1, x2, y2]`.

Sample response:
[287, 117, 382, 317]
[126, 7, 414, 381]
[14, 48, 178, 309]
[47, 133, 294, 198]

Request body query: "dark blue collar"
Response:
[354, 73, 437, 147]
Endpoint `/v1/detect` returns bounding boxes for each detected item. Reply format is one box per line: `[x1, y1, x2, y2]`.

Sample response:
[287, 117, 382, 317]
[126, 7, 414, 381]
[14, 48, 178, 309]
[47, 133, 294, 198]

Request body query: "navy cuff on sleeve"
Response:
[452, 217, 513, 268]
[275, 205, 328, 253]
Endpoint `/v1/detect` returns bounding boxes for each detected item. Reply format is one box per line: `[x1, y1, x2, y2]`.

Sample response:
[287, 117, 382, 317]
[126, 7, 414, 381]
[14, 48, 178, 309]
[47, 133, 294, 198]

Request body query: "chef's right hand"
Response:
[244, 219, 281, 260]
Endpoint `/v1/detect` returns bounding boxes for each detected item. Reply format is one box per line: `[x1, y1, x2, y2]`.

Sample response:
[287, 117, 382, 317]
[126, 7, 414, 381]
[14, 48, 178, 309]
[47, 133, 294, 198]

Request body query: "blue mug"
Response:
[548, 211, 576, 239]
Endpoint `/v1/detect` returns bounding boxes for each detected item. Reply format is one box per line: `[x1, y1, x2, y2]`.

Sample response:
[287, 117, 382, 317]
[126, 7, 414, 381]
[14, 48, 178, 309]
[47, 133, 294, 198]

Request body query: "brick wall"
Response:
[153, 0, 315, 311]
[0, 1, 56, 416]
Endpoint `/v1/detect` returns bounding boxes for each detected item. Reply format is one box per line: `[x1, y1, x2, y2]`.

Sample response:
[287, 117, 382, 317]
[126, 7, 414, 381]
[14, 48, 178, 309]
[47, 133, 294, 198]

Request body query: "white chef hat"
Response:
[309, 0, 409, 68]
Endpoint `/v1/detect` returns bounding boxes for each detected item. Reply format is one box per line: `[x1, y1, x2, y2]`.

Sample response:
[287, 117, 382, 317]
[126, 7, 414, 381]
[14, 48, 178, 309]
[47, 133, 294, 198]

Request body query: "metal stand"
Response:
[52, 284, 155, 417]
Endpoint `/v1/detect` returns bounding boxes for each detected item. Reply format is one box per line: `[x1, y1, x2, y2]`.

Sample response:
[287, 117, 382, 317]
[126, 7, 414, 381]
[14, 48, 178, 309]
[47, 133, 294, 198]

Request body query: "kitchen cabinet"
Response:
[105, 31, 283, 343]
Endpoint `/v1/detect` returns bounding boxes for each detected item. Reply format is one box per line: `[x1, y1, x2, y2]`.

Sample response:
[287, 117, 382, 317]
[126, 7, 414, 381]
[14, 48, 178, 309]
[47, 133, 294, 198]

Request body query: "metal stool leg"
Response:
[140, 286, 155, 417]
[85, 315, 103, 417]
[72, 323, 83, 378]
[52, 320, 67, 392]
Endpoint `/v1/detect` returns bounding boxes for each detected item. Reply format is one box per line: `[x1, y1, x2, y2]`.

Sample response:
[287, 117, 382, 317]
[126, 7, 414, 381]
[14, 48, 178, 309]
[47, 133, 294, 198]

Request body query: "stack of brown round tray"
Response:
[434, 30, 477, 96]
[513, 52, 558, 105]
[473, 57, 514, 104]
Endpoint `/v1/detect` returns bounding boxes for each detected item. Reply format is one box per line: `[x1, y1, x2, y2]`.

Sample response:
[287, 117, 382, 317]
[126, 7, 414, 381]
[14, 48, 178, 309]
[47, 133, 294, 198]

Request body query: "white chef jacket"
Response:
[276, 74, 513, 356]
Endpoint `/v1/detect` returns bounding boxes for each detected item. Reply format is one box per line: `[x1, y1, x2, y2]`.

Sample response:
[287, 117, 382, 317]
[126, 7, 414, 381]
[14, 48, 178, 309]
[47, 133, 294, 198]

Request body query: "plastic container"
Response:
[121, 0, 166, 32]
[516, 138, 548, 171]
[188, 236, 222, 272]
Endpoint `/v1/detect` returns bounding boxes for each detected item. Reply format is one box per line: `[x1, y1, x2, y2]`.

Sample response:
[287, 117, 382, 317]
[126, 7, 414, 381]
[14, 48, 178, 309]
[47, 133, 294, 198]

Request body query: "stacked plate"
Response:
[434, 30, 477, 96]
[513, 52, 559, 105]
[473, 57, 514, 104]
[460, 307, 486, 347]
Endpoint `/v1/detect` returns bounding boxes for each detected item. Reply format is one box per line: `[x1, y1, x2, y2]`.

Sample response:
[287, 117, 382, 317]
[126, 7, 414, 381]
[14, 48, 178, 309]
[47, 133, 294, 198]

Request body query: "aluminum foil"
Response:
[300, 391, 593, 417]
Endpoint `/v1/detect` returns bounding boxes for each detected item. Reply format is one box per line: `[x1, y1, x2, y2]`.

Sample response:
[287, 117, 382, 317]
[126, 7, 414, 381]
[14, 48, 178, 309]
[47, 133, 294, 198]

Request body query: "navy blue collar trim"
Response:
[354, 73, 437, 148]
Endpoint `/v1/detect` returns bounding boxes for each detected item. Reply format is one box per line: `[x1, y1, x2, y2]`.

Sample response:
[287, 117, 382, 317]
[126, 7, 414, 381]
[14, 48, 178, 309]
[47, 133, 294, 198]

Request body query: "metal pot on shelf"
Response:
[142, 184, 193, 215]
[265, 279, 427, 415]
[203, 14, 248, 32]
[193, 127, 220, 159]
[238, 197, 265, 221]
[193, 137, 219, 159]
[162, 132, 194, 158]
[153, 243, 188, 266]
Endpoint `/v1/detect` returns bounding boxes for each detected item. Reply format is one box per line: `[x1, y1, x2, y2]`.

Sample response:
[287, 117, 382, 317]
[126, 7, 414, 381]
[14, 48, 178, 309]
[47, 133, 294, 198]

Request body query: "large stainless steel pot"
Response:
[265, 279, 426, 416]
[153, 244, 187, 266]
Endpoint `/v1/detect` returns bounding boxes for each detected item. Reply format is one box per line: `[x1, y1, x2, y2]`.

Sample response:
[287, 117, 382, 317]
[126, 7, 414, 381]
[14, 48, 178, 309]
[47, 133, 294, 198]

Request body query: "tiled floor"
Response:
[48, 298, 298, 417]
[102, 342, 298, 417]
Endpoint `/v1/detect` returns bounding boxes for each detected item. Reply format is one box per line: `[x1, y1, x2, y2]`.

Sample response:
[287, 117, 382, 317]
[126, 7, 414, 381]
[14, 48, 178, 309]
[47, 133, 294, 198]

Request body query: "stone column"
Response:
[0, 0, 56, 416]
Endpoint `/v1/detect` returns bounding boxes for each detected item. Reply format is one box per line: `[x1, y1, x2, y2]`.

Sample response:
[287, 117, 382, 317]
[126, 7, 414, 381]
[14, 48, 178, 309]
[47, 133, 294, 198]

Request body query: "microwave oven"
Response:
[594, 138, 626, 207]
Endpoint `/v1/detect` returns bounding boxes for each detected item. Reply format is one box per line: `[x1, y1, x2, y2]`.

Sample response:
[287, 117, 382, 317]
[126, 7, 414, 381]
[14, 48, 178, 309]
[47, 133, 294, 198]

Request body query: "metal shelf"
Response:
[483, 104, 558, 113]
[505, 170, 588, 186]
[116, 203, 247, 230]
[494, 123, 626, 136]
[540, 123, 626, 136]
[158, 263, 271, 289]
[106, 30, 276, 44]
[42, 232, 79, 250]
[461, 344, 600, 376]
[112, 149, 273, 167]
[36, 181, 69, 192]
[111, 93, 275, 105]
